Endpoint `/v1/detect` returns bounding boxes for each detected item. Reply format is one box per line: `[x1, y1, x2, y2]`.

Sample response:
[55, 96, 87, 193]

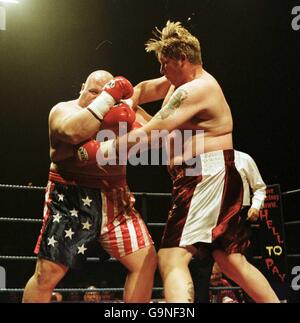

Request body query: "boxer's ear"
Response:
[80, 83, 85, 94]
[180, 53, 187, 62]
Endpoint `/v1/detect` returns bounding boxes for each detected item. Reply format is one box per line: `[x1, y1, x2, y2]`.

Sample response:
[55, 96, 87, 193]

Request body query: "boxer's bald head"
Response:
[85, 70, 113, 87]
[79, 70, 114, 107]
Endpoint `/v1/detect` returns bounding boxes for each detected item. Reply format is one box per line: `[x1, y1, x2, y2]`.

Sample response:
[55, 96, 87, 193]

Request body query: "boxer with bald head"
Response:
[22, 70, 157, 303]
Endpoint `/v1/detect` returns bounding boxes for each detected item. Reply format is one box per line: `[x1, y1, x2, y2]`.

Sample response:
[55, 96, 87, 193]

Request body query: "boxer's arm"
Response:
[116, 81, 210, 150]
[133, 81, 208, 134]
[50, 77, 133, 145]
[135, 106, 152, 124]
[49, 103, 101, 145]
[131, 76, 171, 106]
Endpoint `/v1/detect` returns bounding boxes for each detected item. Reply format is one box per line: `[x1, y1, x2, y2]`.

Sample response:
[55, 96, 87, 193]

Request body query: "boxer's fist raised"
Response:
[101, 102, 136, 130]
[87, 76, 133, 121]
[103, 76, 133, 101]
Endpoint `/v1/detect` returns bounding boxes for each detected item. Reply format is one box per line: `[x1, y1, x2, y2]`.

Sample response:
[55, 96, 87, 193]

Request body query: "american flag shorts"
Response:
[34, 181, 153, 268]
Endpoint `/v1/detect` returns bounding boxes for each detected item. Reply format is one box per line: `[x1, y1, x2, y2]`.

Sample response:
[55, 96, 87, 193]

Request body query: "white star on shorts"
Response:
[64, 228, 75, 239]
[77, 244, 87, 255]
[57, 194, 64, 202]
[48, 236, 57, 247]
[82, 196, 92, 207]
[53, 212, 62, 223]
[82, 220, 92, 230]
[70, 209, 79, 217]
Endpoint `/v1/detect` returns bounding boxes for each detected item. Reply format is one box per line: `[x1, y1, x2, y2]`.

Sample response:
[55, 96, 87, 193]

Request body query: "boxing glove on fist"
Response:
[77, 138, 117, 167]
[87, 76, 134, 121]
[102, 102, 136, 131]
[77, 139, 100, 164]
[103, 76, 134, 101]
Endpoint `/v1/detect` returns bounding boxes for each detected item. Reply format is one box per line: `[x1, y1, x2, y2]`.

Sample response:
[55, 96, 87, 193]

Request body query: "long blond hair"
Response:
[145, 21, 202, 65]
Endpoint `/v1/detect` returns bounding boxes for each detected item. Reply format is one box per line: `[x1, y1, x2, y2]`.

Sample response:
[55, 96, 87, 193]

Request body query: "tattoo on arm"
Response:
[153, 89, 188, 120]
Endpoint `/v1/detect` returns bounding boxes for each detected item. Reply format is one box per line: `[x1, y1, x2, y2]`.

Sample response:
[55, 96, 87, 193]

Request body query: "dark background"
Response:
[0, 0, 299, 302]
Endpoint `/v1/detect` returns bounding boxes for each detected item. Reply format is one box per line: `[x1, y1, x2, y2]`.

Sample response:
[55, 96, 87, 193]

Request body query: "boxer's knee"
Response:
[158, 247, 192, 276]
[34, 258, 68, 290]
[213, 250, 247, 277]
[119, 245, 157, 274]
[144, 245, 158, 274]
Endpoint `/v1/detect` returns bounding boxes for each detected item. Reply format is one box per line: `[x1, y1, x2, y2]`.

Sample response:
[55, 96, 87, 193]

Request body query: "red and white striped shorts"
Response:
[99, 186, 153, 258]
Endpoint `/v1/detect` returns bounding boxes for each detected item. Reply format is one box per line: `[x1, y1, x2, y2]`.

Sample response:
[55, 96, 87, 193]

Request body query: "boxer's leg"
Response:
[22, 258, 68, 303]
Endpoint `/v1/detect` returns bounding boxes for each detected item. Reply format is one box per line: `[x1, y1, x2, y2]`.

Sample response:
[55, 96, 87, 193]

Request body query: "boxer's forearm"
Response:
[56, 109, 100, 145]
[133, 76, 171, 105]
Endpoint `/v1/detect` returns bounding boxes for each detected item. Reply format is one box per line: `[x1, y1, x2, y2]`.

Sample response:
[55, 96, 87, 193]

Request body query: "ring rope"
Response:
[0, 255, 118, 262]
[0, 218, 261, 230]
[0, 287, 163, 293]
[0, 183, 172, 196]
[0, 217, 42, 223]
[281, 188, 300, 196]
[286, 254, 300, 258]
[1, 182, 299, 196]
[1, 254, 299, 262]
[0, 184, 45, 191]
[147, 222, 165, 227]
[134, 192, 171, 197]
[284, 220, 300, 226]
[0, 286, 241, 293]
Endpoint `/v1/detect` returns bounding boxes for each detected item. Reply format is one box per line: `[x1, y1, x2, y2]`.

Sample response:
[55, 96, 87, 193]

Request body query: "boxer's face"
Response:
[79, 76, 113, 108]
[159, 54, 182, 87]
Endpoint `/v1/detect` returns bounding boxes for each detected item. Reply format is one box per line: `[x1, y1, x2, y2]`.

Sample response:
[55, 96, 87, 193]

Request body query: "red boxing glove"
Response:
[76, 139, 99, 165]
[101, 102, 136, 133]
[130, 121, 143, 131]
[103, 76, 134, 101]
